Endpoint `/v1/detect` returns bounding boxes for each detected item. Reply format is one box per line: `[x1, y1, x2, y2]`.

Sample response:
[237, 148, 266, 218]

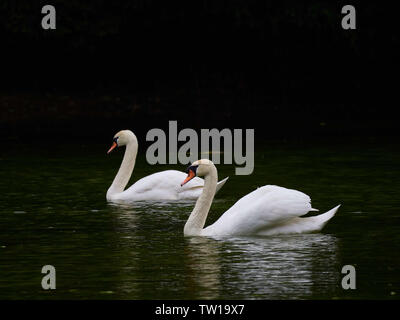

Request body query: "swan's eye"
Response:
[186, 165, 198, 174]
[113, 137, 119, 145]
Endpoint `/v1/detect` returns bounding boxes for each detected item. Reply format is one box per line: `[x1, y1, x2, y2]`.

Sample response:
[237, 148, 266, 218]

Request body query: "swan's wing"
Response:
[119, 170, 205, 200]
[117, 170, 228, 201]
[203, 185, 315, 235]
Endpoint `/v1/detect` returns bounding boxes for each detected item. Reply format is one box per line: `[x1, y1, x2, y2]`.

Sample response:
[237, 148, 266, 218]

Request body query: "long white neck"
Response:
[184, 165, 218, 236]
[106, 137, 138, 199]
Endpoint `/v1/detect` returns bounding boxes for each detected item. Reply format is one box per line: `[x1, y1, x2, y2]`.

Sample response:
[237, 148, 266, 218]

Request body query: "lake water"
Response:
[0, 140, 399, 299]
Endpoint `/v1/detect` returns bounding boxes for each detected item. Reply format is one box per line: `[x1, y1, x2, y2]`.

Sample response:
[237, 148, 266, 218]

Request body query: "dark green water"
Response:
[1, 140, 399, 299]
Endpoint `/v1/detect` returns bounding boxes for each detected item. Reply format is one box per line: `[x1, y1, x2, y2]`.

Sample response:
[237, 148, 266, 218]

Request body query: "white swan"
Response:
[181, 159, 340, 237]
[106, 130, 228, 202]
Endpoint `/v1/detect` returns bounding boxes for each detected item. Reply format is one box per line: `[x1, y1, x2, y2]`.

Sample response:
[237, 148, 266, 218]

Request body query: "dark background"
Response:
[0, 0, 398, 144]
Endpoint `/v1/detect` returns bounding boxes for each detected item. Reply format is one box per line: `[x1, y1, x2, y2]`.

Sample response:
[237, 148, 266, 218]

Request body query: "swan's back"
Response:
[114, 170, 203, 201]
[202, 185, 324, 236]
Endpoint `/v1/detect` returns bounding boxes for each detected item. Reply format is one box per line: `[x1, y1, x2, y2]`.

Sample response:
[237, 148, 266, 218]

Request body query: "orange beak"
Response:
[107, 141, 118, 154]
[181, 170, 196, 186]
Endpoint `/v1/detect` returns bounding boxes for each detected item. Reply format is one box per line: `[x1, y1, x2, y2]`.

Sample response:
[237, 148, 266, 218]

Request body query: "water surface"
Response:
[0, 140, 399, 299]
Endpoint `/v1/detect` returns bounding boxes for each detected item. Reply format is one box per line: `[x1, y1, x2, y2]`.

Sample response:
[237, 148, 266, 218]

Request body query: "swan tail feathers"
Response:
[314, 204, 341, 230]
[215, 177, 229, 195]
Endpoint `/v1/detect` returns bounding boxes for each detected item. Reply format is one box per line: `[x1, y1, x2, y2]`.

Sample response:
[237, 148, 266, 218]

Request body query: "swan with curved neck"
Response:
[181, 159, 340, 237]
[106, 130, 228, 202]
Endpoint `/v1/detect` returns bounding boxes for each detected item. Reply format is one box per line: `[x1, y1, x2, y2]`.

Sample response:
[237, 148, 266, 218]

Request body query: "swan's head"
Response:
[107, 130, 137, 154]
[181, 159, 214, 186]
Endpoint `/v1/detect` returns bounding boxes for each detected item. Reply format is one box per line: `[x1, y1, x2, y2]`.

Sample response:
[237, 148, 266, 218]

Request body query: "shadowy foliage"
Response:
[0, 1, 398, 141]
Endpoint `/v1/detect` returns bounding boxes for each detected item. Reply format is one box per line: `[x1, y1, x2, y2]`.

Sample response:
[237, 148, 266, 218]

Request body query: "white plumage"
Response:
[202, 185, 339, 236]
[106, 130, 228, 203]
[110, 170, 228, 202]
[182, 159, 340, 237]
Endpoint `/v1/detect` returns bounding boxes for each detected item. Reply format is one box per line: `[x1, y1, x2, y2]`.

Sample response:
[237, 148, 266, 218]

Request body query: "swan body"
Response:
[106, 130, 228, 202]
[181, 159, 340, 237]
[109, 169, 228, 202]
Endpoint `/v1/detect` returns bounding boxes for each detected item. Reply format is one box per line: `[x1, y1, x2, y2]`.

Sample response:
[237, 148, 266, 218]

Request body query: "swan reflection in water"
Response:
[184, 233, 339, 299]
[109, 202, 339, 299]
[184, 237, 223, 299]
